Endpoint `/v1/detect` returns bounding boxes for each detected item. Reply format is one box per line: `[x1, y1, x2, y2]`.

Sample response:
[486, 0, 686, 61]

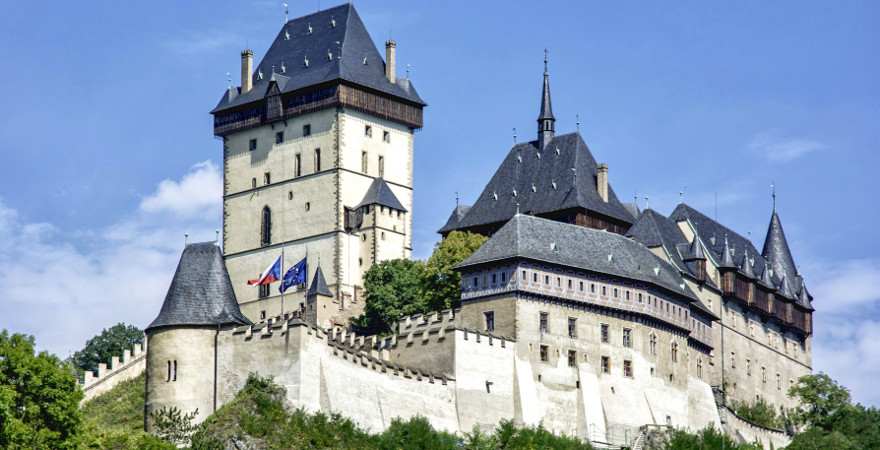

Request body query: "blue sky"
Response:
[1, 1, 877, 405]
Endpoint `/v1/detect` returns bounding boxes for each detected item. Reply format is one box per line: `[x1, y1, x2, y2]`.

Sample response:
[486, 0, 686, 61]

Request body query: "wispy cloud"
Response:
[0, 162, 221, 358]
[802, 257, 880, 406]
[749, 132, 825, 163]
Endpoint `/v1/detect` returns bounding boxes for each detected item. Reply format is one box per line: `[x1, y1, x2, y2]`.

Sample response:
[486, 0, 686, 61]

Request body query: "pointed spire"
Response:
[778, 274, 795, 299]
[537, 48, 556, 149]
[684, 235, 706, 261]
[307, 266, 333, 297]
[762, 209, 798, 285]
[739, 249, 755, 279]
[760, 261, 775, 289]
[719, 235, 736, 268]
[798, 278, 813, 309]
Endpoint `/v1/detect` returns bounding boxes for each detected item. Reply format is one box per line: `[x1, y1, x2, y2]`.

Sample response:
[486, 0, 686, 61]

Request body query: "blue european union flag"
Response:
[279, 257, 307, 293]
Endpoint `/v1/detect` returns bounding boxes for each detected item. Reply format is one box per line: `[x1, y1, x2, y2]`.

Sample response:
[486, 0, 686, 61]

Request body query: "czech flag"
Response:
[247, 256, 282, 285]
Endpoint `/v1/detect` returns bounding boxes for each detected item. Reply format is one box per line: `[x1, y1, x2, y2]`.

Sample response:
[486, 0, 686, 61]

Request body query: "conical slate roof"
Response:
[307, 266, 333, 297]
[356, 177, 407, 211]
[739, 249, 756, 279]
[777, 275, 795, 300]
[538, 56, 555, 122]
[759, 262, 776, 289]
[212, 4, 424, 114]
[684, 235, 707, 261]
[798, 279, 814, 310]
[762, 211, 799, 287]
[719, 235, 736, 268]
[147, 243, 251, 332]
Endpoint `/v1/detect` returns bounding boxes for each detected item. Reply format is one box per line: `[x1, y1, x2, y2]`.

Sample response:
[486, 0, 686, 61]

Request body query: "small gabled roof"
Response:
[213, 4, 424, 114]
[759, 262, 776, 289]
[739, 249, 756, 279]
[797, 279, 814, 310]
[719, 235, 736, 268]
[777, 274, 795, 300]
[458, 214, 698, 303]
[438, 204, 472, 234]
[356, 177, 407, 211]
[307, 266, 333, 297]
[449, 133, 633, 233]
[684, 234, 707, 261]
[147, 243, 251, 332]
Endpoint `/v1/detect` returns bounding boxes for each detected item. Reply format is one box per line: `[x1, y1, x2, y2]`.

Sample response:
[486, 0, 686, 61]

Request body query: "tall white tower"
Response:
[211, 4, 425, 326]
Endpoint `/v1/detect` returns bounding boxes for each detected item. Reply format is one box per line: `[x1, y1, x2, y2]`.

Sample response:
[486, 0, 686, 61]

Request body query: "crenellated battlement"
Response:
[230, 314, 326, 341]
[325, 333, 453, 385]
[396, 309, 458, 334]
[80, 337, 148, 403]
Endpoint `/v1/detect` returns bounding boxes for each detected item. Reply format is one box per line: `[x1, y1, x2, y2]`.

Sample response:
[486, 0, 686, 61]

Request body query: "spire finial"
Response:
[215, 229, 220, 243]
[226, 72, 232, 88]
[576, 113, 581, 132]
[283, 2, 288, 23]
[516, 202, 521, 215]
[544, 48, 549, 74]
[771, 181, 777, 212]
[455, 191, 460, 207]
[184, 233, 189, 246]
[644, 196, 650, 209]
[513, 127, 517, 143]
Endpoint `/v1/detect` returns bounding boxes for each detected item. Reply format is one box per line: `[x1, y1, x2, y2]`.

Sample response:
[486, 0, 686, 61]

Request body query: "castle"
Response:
[79, 4, 813, 448]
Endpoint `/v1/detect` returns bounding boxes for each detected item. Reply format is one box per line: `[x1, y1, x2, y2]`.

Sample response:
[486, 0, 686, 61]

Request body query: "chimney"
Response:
[597, 164, 609, 202]
[241, 49, 254, 93]
[385, 40, 397, 83]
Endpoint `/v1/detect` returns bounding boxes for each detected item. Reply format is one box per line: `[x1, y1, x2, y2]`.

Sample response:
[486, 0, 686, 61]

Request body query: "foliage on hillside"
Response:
[0, 330, 83, 450]
[730, 397, 784, 430]
[784, 373, 880, 450]
[81, 373, 145, 433]
[665, 426, 761, 450]
[354, 231, 486, 334]
[71, 323, 143, 376]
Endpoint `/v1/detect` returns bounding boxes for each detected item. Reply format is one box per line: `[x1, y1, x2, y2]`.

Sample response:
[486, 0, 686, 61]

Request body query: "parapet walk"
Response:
[79, 337, 147, 404]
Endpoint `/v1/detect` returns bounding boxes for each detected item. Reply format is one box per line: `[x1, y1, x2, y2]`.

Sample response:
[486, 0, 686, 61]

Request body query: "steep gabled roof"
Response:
[356, 177, 407, 211]
[307, 266, 333, 297]
[458, 214, 698, 303]
[147, 243, 251, 332]
[627, 209, 689, 271]
[450, 133, 633, 232]
[213, 4, 424, 114]
[438, 204, 472, 234]
[761, 211, 799, 288]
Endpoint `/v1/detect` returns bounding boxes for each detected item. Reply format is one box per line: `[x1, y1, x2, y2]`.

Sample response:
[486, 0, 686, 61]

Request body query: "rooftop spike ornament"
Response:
[537, 48, 555, 149]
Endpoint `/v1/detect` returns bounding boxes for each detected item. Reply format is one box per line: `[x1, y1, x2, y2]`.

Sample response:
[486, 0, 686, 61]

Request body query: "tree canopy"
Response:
[0, 330, 83, 450]
[353, 231, 487, 334]
[71, 322, 143, 375]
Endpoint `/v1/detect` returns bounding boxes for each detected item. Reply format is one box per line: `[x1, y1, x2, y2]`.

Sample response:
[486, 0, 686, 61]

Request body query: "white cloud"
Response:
[140, 161, 222, 219]
[803, 257, 880, 407]
[749, 132, 825, 163]
[0, 162, 221, 358]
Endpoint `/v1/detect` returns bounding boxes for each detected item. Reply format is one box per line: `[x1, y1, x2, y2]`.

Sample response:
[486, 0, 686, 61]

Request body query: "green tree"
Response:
[0, 330, 83, 450]
[353, 259, 429, 334]
[71, 323, 143, 376]
[787, 373, 851, 430]
[150, 406, 199, 447]
[666, 426, 760, 450]
[731, 397, 783, 429]
[423, 231, 487, 311]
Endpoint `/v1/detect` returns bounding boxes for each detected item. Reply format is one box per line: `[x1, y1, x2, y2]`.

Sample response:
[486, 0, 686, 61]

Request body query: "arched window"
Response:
[261, 206, 272, 246]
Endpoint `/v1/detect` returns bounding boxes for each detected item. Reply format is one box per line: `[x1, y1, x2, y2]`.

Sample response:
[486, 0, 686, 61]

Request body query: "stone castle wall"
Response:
[80, 339, 147, 404]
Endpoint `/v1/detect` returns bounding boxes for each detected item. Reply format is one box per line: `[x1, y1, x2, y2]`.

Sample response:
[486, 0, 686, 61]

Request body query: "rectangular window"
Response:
[314, 148, 321, 172]
[623, 360, 633, 378]
[264, 172, 270, 185]
[591, 283, 596, 293]
[361, 151, 368, 173]
[568, 317, 577, 338]
[259, 284, 269, 299]
[623, 328, 632, 348]
[491, 273, 497, 284]
[295, 154, 302, 177]
[601, 356, 610, 374]
[365, 125, 372, 137]
[275, 131, 284, 144]
[540, 345, 549, 362]
[303, 124, 311, 136]
[378, 155, 385, 177]
[249, 138, 257, 151]
[484, 311, 495, 332]
[383, 130, 390, 143]
[601, 324, 609, 343]
[579, 281, 584, 291]
[544, 275, 550, 284]
[539, 312, 549, 334]
[501, 272, 506, 283]
[568, 350, 577, 368]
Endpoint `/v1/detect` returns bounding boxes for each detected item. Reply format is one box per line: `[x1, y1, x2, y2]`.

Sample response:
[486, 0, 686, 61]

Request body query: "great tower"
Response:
[211, 4, 425, 325]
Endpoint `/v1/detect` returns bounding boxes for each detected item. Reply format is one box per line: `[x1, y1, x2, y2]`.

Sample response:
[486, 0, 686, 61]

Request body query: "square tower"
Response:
[211, 4, 425, 325]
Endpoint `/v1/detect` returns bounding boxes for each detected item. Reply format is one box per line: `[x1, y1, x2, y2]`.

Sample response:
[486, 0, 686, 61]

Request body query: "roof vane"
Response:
[184, 233, 189, 246]
[543, 48, 549, 75]
[516, 202, 521, 215]
[226, 72, 231, 88]
[455, 191, 460, 207]
[644, 196, 650, 209]
[406, 64, 412, 79]
[576, 113, 581, 133]
[215, 230, 220, 243]
[679, 186, 686, 202]
[512, 127, 517, 143]
[283, 2, 288, 23]
[634, 193, 638, 208]
[771, 181, 777, 212]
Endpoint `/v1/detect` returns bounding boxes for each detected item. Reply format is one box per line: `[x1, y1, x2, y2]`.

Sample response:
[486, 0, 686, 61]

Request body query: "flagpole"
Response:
[280, 247, 285, 319]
